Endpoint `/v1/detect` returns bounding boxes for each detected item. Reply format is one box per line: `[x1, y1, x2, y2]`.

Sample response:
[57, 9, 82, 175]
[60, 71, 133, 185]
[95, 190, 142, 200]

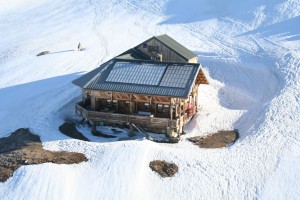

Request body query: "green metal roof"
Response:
[155, 34, 197, 60]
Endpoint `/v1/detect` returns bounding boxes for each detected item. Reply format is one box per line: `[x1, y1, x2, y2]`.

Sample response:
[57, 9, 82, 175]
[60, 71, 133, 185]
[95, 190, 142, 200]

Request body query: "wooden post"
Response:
[129, 123, 134, 136]
[135, 101, 138, 113]
[91, 97, 96, 110]
[149, 96, 152, 113]
[179, 99, 182, 118]
[183, 99, 186, 117]
[170, 98, 173, 120]
[95, 98, 100, 111]
[91, 121, 96, 134]
[179, 125, 183, 134]
[116, 100, 119, 112]
[129, 94, 132, 114]
[174, 98, 178, 119]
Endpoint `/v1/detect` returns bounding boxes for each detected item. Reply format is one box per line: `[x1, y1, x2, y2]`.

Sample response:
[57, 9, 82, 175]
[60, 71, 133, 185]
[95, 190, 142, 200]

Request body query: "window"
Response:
[145, 103, 150, 112]
[157, 104, 170, 114]
[157, 104, 163, 112]
[112, 100, 118, 109]
[125, 101, 130, 108]
[163, 105, 169, 114]
[106, 100, 112, 107]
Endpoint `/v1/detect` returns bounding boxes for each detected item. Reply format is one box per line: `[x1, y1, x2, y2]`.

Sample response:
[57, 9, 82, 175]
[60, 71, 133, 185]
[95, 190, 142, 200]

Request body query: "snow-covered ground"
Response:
[0, 0, 299, 199]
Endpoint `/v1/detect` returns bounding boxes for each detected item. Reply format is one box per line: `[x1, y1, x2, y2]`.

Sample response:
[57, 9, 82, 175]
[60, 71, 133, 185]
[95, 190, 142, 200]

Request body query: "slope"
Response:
[0, 0, 299, 199]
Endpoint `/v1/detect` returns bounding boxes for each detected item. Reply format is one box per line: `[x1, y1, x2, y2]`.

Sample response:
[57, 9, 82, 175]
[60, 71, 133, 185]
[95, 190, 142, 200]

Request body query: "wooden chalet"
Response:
[73, 34, 208, 138]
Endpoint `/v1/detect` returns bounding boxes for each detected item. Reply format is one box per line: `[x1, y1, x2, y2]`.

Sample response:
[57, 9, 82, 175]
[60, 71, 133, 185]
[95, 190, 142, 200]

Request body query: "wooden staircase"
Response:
[130, 123, 151, 139]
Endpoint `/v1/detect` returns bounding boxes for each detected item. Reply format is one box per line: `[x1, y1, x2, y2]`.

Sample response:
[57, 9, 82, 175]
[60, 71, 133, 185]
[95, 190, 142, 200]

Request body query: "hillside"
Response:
[0, 0, 299, 199]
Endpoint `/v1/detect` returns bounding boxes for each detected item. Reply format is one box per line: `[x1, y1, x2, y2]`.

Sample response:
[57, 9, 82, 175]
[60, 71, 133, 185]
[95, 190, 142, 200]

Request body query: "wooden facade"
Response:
[74, 34, 208, 138]
[136, 38, 198, 63]
[78, 82, 198, 137]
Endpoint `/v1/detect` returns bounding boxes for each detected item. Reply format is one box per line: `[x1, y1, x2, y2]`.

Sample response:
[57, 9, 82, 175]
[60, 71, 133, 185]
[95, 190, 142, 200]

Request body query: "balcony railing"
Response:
[75, 102, 179, 129]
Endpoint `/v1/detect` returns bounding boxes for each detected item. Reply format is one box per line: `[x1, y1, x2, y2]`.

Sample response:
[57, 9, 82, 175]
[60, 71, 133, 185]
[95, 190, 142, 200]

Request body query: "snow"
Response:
[0, 0, 299, 199]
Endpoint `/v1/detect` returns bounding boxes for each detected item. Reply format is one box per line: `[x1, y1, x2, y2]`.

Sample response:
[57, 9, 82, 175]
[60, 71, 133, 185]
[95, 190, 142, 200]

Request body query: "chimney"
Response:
[156, 52, 163, 61]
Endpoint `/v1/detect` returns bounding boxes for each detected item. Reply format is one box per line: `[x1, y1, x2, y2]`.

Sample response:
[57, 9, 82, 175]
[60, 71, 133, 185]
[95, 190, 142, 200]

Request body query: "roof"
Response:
[74, 59, 200, 98]
[73, 48, 149, 87]
[116, 48, 150, 60]
[72, 60, 111, 88]
[154, 34, 197, 60]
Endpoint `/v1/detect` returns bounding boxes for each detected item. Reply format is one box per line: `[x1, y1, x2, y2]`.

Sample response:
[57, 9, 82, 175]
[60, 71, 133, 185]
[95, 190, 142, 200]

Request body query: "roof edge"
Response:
[154, 34, 197, 60]
[114, 57, 200, 66]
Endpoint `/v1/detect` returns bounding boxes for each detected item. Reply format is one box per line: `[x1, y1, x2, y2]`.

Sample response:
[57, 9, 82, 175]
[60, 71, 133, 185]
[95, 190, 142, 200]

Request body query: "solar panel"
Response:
[106, 61, 167, 85]
[159, 65, 193, 88]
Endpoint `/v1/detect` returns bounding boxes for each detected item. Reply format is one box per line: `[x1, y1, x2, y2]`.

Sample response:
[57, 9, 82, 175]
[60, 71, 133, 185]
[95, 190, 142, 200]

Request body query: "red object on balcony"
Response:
[186, 101, 195, 118]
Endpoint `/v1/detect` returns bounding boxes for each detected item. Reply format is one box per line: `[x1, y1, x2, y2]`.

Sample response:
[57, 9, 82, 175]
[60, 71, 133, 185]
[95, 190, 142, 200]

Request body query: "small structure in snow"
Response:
[78, 42, 82, 51]
[36, 51, 50, 56]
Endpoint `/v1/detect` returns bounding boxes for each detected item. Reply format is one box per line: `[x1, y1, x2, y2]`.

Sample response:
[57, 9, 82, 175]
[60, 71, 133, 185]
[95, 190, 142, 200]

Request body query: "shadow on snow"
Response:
[159, 0, 282, 24]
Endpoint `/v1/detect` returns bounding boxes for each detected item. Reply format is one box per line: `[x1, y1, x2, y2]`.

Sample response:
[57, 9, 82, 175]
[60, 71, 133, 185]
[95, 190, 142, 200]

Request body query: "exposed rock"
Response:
[149, 160, 178, 177]
[59, 122, 89, 141]
[188, 130, 239, 148]
[0, 128, 87, 182]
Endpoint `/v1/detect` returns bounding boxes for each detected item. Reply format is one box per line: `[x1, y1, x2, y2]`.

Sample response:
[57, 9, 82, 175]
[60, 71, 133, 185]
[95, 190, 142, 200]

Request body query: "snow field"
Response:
[0, 0, 299, 199]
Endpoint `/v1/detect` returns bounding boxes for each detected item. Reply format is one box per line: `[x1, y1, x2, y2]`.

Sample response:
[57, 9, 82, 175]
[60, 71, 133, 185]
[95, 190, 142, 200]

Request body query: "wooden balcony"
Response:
[75, 102, 180, 132]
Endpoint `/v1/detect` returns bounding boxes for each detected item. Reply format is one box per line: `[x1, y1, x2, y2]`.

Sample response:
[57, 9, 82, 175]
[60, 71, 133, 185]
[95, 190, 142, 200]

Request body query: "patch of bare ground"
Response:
[59, 122, 89, 141]
[0, 128, 87, 182]
[188, 130, 239, 148]
[149, 160, 178, 177]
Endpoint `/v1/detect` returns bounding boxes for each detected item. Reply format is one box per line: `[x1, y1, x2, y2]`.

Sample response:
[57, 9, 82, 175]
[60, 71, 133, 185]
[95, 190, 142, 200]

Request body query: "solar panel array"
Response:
[159, 65, 193, 88]
[106, 61, 167, 85]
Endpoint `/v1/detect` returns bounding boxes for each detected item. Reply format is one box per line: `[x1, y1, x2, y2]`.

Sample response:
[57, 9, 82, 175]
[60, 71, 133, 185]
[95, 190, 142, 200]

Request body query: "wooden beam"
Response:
[179, 99, 182, 118]
[82, 88, 85, 102]
[196, 68, 209, 84]
[149, 96, 152, 113]
[170, 102, 173, 120]
[132, 94, 139, 101]
[183, 99, 186, 112]
[129, 94, 132, 114]
[174, 98, 178, 118]
[116, 100, 119, 112]
[91, 97, 96, 110]
[135, 101, 137, 113]
[111, 92, 131, 101]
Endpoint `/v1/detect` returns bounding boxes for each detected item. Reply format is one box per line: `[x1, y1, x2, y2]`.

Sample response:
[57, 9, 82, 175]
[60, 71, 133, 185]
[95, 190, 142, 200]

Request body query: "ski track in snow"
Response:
[0, 0, 299, 199]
